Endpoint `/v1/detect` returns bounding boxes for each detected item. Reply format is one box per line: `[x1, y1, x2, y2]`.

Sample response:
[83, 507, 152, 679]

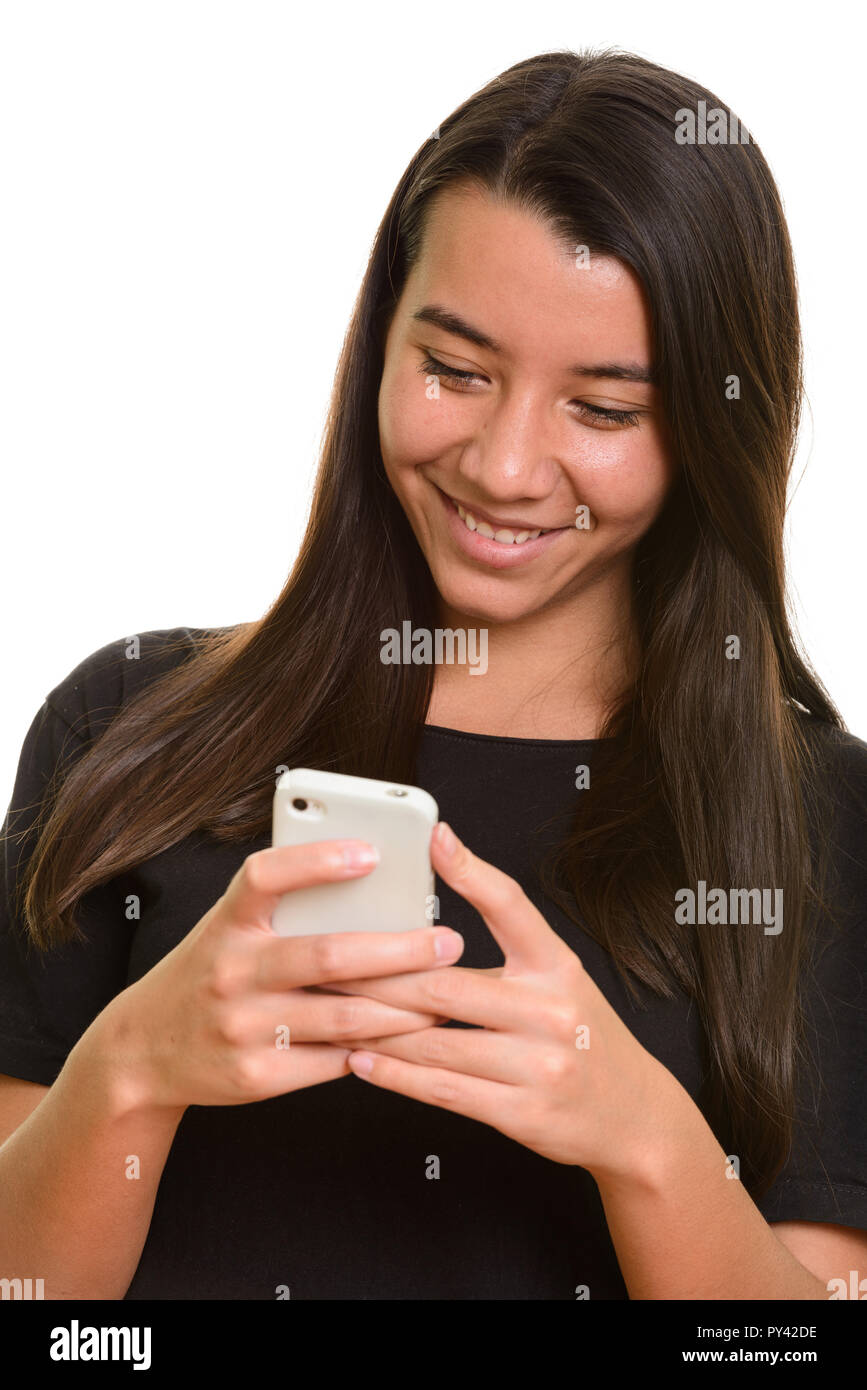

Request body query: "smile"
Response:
[453, 500, 552, 546]
[434, 485, 570, 571]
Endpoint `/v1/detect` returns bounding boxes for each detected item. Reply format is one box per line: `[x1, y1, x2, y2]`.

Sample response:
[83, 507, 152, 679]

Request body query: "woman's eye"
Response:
[417, 353, 483, 388]
[416, 353, 641, 427]
[571, 401, 641, 428]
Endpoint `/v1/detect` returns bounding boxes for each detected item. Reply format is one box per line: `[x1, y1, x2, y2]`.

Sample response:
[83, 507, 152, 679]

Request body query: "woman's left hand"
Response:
[334, 821, 680, 1181]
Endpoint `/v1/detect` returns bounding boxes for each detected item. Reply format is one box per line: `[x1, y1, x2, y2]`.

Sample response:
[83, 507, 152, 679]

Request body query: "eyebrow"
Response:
[411, 303, 657, 385]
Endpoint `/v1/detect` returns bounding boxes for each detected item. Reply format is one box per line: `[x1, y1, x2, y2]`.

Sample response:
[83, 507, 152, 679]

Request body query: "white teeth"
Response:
[455, 501, 547, 545]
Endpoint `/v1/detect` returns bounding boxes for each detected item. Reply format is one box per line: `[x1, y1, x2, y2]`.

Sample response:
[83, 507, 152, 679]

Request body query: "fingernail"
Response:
[340, 841, 379, 869]
[434, 929, 464, 961]
[349, 1051, 374, 1076]
[435, 821, 458, 857]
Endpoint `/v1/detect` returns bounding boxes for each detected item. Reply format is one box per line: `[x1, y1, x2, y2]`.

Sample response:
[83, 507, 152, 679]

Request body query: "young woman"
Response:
[1, 49, 865, 1301]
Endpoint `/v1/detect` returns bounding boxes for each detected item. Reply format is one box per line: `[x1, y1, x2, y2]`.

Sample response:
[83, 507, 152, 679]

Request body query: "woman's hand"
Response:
[92, 839, 464, 1113]
[336, 822, 678, 1183]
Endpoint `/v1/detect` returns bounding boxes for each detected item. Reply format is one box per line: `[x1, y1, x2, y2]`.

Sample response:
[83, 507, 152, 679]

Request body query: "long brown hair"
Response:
[16, 49, 849, 1197]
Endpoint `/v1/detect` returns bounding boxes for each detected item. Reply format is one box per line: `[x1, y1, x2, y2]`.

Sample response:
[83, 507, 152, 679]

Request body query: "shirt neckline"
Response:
[421, 722, 609, 748]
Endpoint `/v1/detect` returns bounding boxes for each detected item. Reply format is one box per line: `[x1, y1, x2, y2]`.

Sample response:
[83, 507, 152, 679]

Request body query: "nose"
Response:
[455, 389, 566, 503]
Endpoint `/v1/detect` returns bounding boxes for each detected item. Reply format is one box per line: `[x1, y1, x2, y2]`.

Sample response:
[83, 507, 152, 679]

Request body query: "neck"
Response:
[425, 568, 639, 741]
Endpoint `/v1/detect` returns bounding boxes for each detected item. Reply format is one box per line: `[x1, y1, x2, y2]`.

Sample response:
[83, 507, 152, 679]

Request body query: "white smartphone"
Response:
[270, 768, 439, 936]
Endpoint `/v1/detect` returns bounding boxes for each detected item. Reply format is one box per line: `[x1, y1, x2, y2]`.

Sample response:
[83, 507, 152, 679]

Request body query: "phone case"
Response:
[270, 768, 439, 936]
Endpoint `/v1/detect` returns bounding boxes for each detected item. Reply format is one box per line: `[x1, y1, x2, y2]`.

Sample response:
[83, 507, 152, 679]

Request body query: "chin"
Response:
[428, 571, 555, 625]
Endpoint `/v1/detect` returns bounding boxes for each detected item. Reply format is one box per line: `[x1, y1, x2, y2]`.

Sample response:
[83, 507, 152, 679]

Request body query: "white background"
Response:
[1, 0, 864, 798]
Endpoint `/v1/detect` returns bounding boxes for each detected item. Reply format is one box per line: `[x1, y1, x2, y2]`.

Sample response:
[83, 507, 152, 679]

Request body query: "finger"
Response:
[255, 925, 464, 992]
[218, 840, 382, 931]
[326, 963, 501, 1029]
[327, 965, 505, 993]
[346, 1050, 520, 1135]
[320, 994, 454, 1029]
[323, 965, 533, 1032]
[430, 823, 569, 972]
[257, 1040, 352, 1093]
[346, 1025, 529, 1084]
[255, 991, 445, 1043]
[321, 983, 451, 1026]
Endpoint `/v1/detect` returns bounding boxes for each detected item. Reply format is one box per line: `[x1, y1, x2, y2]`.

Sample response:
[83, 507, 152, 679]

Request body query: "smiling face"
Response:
[377, 182, 676, 627]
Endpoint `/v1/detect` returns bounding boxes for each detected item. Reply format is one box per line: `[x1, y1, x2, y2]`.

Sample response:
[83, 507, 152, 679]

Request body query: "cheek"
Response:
[569, 430, 672, 526]
[379, 363, 459, 467]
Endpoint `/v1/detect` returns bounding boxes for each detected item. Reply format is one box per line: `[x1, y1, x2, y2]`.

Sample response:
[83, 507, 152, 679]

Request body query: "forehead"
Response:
[403, 182, 652, 366]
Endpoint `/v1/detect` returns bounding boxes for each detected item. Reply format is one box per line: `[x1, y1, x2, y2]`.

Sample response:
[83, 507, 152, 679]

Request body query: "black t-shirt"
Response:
[2, 627, 866, 1299]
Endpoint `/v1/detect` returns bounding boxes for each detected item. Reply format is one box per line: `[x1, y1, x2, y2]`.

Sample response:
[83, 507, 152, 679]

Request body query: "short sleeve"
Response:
[756, 727, 867, 1231]
[755, 919, 867, 1229]
[0, 698, 133, 1086]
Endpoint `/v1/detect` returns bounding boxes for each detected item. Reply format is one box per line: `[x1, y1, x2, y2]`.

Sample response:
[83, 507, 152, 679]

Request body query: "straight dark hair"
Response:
[16, 48, 849, 1198]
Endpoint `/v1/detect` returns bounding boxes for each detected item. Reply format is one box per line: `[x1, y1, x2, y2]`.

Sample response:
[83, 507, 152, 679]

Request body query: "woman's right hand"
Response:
[86, 840, 463, 1112]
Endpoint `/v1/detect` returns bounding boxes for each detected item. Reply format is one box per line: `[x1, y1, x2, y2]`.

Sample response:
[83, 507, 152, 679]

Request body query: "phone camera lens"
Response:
[292, 798, 308, 812]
